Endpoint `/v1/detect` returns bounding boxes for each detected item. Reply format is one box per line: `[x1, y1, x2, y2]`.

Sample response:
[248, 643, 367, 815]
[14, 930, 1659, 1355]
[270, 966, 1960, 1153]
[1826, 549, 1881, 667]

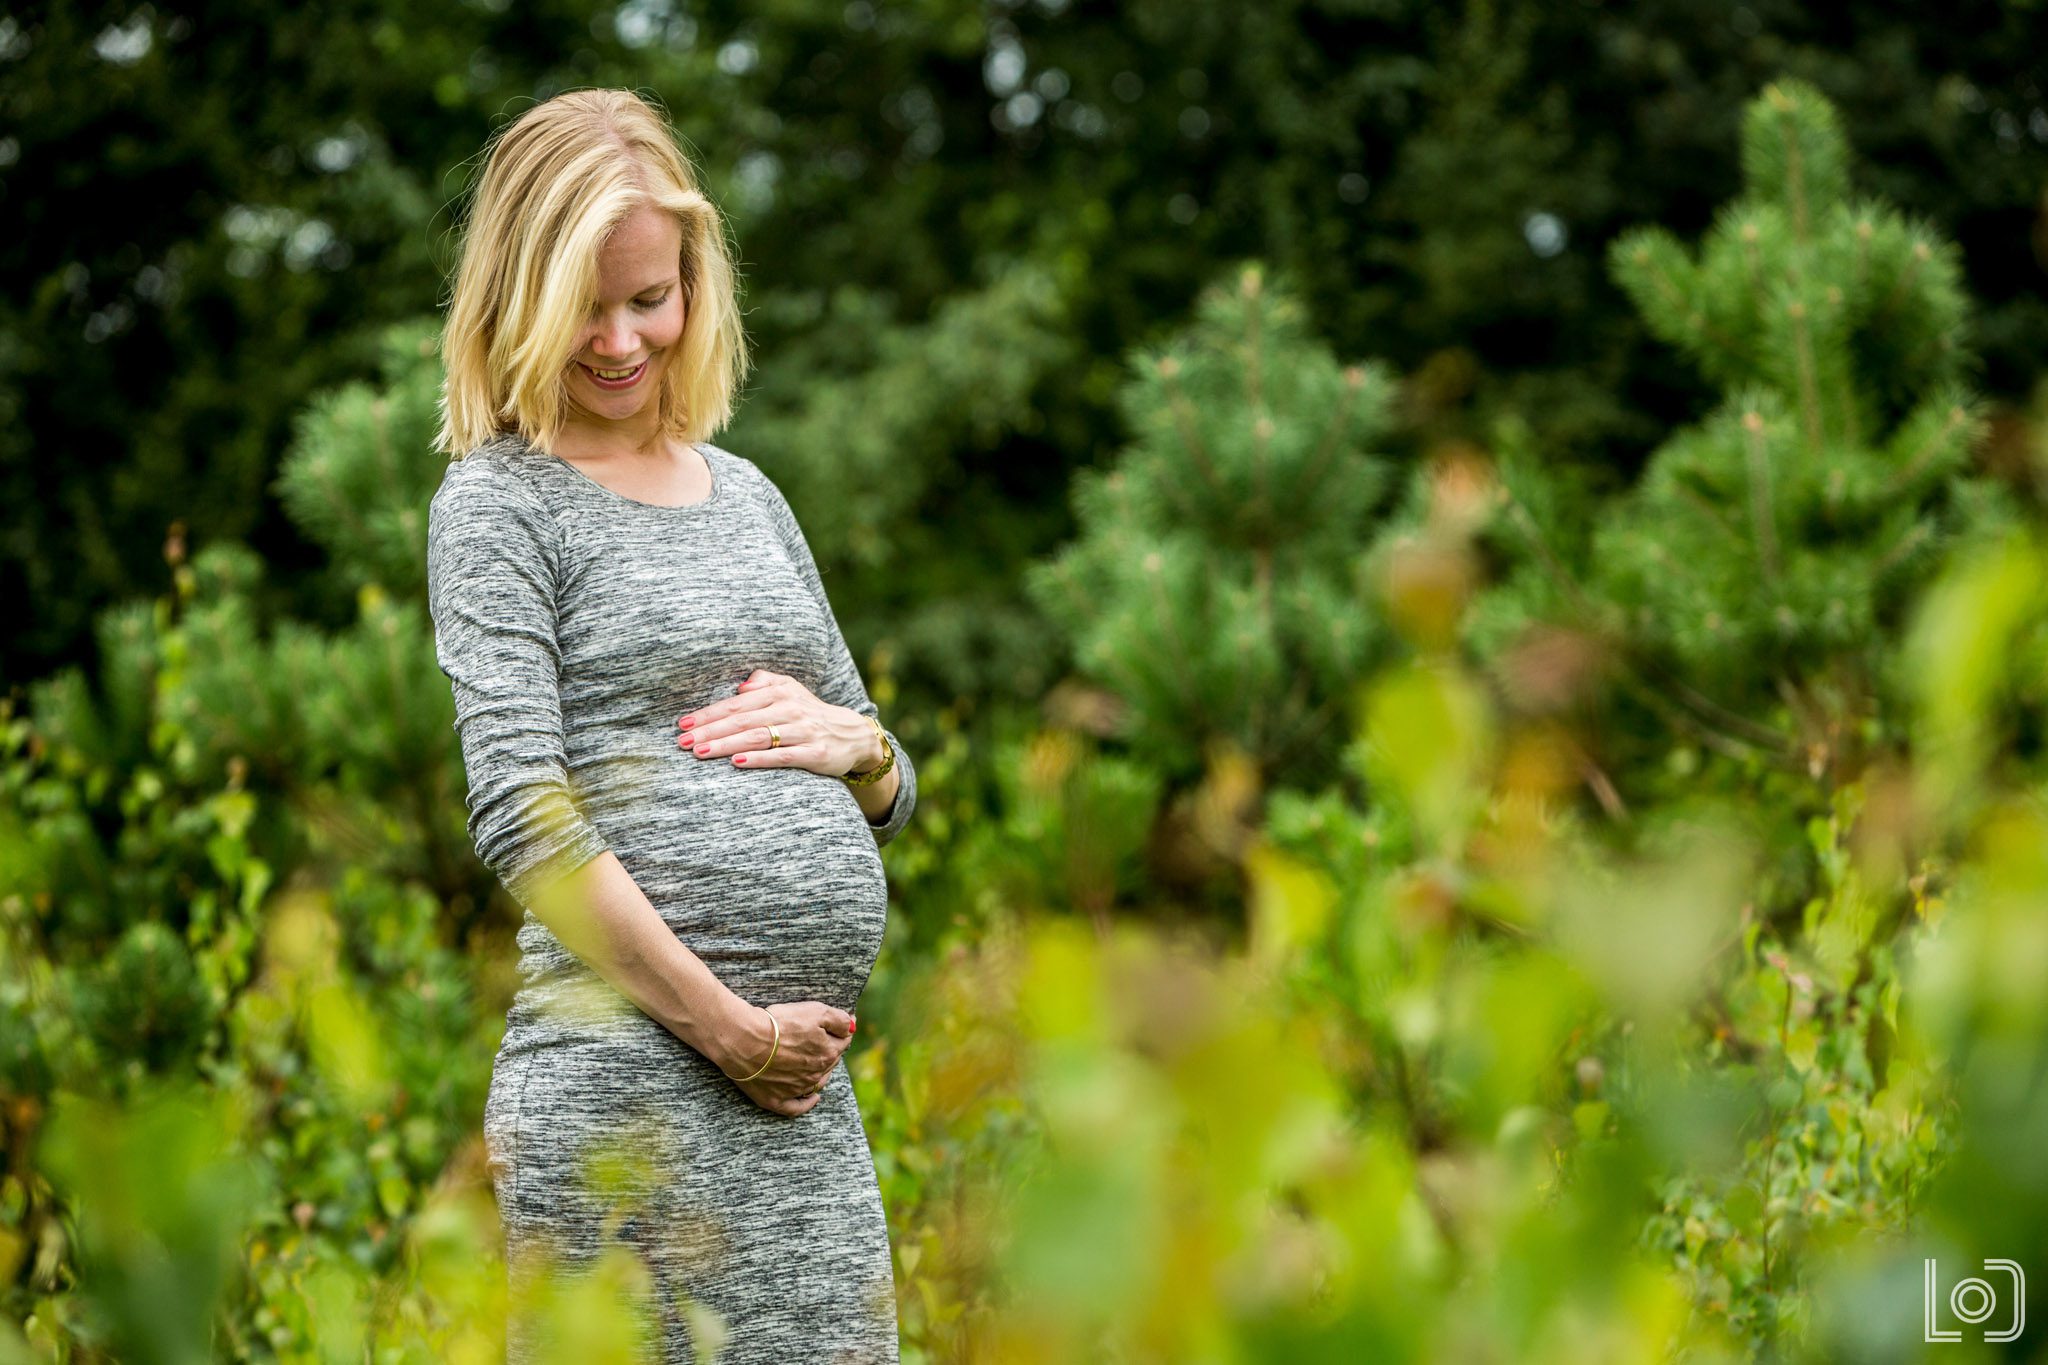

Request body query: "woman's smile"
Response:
[579, 358, 650, 390]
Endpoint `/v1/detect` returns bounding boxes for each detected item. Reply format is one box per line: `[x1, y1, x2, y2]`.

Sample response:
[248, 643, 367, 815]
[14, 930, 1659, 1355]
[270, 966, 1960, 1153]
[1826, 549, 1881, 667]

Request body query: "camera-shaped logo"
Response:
[1925, 1258, 2025, 1343]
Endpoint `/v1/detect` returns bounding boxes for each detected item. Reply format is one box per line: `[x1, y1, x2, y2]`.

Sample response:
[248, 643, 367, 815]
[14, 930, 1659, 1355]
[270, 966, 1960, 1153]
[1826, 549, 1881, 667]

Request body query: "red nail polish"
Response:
[681, 718, 694, 730]
[734, 755, 746, 764]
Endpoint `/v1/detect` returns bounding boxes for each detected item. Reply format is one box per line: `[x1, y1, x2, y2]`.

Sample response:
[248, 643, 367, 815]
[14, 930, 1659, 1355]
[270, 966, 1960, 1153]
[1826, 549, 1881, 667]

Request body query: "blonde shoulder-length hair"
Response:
[434, 88, 749, 457]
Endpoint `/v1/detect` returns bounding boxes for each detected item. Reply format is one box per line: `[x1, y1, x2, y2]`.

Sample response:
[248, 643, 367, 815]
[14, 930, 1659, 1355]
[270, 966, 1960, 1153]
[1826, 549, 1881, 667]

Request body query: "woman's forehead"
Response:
[595, 204, 681, 293]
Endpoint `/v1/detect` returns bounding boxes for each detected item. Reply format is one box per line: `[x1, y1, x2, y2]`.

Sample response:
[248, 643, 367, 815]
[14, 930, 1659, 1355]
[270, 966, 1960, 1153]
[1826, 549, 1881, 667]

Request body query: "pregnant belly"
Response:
[506, 742, 890, 1046]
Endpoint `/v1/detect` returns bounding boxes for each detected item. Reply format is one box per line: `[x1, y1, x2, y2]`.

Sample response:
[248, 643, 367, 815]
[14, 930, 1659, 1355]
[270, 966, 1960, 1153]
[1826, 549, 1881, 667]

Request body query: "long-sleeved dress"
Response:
[425, 432, 915, 1364]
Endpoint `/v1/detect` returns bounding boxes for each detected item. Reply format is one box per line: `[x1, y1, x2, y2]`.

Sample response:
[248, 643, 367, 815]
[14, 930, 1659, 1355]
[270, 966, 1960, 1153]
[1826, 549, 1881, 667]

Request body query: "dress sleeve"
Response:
[752, 463, 918, 848]
[427, 457, 612, 908]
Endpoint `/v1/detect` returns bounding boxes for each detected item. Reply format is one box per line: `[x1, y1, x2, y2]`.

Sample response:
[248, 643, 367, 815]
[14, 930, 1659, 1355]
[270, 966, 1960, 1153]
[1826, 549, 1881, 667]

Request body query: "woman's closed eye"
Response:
[634, 290, 672, 311]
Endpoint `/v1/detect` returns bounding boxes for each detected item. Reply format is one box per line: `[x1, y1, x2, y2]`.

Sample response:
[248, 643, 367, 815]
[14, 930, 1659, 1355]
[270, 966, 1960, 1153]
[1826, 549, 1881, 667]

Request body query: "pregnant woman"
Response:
[425, 89, 914, 1363]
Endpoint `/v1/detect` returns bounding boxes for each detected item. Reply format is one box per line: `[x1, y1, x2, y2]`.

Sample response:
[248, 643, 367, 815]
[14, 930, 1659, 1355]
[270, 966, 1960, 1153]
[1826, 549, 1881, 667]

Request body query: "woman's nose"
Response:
[592, 315, 637, 359]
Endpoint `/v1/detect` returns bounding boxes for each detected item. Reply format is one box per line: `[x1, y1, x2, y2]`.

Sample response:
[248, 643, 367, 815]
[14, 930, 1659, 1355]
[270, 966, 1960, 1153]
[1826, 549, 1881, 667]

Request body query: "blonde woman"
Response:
[426, 88, 913, 1363]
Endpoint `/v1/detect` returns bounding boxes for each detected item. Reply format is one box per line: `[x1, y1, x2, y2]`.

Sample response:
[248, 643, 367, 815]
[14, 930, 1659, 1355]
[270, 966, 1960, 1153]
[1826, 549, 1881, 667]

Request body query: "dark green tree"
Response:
[12, 0, 2048, 710]
[1027, 262, 1399, 792]
[1477, 78, 2023, 800]
[0, 321, 522, 1350]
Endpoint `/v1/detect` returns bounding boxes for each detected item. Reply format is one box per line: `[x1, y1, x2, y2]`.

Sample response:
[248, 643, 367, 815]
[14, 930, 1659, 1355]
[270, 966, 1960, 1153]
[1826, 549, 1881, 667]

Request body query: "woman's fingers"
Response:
[726, 1002, 856, 1116]
[677, 675, 811, 749]
[735, 1075, 821, 1117]
[689, 721, 859, 779]
[774, 1086, 821, 1116]
[682, 717, 805, 758]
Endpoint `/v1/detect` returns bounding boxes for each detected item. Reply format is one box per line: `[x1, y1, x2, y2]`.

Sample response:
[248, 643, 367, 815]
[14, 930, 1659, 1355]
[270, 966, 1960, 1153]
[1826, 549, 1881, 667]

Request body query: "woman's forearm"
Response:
[850, 762, 901, 826]
[521, 849, 770, 1074]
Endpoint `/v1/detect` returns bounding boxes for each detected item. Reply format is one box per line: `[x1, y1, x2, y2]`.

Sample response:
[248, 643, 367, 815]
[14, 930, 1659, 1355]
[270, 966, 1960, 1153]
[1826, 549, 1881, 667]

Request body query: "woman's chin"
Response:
[570, 376, 660, 421]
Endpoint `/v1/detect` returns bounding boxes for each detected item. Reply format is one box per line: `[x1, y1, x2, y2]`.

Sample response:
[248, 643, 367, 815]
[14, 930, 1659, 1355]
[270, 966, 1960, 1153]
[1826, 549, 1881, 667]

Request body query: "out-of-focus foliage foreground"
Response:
[4, 6, 2048, 1364]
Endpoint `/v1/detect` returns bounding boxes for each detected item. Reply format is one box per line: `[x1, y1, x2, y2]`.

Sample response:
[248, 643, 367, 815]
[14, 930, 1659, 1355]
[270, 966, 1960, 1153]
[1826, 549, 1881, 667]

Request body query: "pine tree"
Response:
[24, 318, 475, 940]
[273, 320, 449, 600]
[1026, 263, 1400, 792]
[1477, 78, 2022, 785]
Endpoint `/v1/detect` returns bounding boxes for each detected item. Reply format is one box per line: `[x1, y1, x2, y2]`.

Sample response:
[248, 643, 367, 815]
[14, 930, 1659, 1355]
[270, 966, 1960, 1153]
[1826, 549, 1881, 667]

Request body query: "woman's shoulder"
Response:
[695, 440, 766, 488]
[431, 434, 558, 528]
[439, 433, 551, 490]
[450, 431, 542, 475]
[698, 441, 798, 512]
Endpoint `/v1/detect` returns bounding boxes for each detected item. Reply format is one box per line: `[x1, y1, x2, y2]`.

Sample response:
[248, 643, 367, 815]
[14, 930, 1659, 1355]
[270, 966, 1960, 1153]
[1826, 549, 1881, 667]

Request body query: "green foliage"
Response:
[7, 62, 2048, 1365]
[39, 1083, 263, 1365]
[736, 266, 1077, 570]
[849, 79, 2035, 1363]
[0, 314, 520, 1354]
[1028, 262, 1400, 787]
[74, 920, 212, 1078]
[1480, 78, 2023, 809]
[15, 0, 2048, 702]
[1613, 76, 2008, 672]
[1902, 528, 2048, 822]
[271, 321, 448, 599]
[727, 264, 1082, 706]
[954, 726, 1163, 926]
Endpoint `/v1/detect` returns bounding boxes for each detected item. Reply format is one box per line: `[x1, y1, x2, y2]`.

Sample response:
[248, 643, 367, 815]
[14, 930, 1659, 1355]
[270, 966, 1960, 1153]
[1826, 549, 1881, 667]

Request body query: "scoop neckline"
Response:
[538, 440, 723, 512]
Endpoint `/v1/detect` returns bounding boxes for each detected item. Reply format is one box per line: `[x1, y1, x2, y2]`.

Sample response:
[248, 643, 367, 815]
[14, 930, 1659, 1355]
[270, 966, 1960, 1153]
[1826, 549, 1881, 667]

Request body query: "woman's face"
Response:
[563, 201, 686, 425]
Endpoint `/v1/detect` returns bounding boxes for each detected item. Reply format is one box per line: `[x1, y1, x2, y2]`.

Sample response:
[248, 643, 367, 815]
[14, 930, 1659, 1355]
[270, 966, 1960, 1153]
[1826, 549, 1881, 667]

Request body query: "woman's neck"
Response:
[552, 412, 669, 465]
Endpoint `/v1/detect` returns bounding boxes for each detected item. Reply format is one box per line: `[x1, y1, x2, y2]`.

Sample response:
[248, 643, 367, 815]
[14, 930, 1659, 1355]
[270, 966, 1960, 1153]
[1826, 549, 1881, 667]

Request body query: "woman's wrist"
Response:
[840, 712, 892, 782]
[849, 726, 886, 774]
[708, 995, 773, 1076]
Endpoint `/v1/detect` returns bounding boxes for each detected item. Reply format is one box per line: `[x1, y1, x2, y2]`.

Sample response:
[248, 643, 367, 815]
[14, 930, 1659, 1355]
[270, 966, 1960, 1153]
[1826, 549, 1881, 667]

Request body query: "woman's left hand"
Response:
[677, 670, 882, 778]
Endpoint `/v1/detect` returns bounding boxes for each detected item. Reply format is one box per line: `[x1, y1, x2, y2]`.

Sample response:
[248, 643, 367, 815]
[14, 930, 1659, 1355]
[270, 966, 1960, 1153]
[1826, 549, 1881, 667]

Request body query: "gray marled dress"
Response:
[425, 432, 914, 1364]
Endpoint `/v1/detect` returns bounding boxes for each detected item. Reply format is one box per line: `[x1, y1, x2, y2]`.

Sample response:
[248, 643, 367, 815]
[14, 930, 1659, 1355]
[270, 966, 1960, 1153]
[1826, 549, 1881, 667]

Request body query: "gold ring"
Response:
[768, 725, 782, 748]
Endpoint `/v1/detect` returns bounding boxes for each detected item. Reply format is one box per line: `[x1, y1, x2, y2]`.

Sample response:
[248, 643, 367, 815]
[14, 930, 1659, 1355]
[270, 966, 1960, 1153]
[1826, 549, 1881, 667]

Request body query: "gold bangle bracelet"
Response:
[729, 1007, 779, 1082]
[843, 715, 894, 788]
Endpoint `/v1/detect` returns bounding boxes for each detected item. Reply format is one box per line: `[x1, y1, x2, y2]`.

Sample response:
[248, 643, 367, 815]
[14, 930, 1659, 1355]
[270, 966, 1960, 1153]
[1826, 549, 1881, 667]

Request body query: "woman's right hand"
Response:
[718, 1000, 855, 1116]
